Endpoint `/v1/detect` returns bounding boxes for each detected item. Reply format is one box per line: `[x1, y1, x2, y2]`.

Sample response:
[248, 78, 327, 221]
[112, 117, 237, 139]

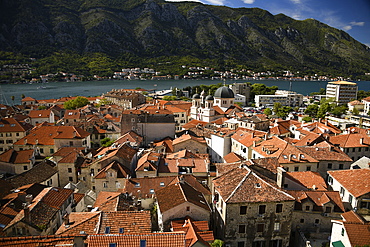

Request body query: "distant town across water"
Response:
[1, 79, 370, 105]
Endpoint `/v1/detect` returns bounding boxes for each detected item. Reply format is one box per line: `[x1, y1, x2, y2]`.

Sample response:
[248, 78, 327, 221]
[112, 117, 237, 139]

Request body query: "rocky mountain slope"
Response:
[1, 0, 369, 74]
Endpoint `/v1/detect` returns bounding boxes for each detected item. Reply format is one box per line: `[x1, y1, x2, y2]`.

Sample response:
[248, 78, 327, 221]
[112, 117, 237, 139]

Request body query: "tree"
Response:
[305, 104, 319, 117]
[264, 108, 272, 116]
[64, 96, 89, 110]
[352, 107, 360, 115]
[331, 104, 348, 117]
[302, 116, 312, 122]
[100, 137, 114, 147]
[162, 96, 177, 101]
[211, 239, 224, 247]
[21, 94, 25, 99]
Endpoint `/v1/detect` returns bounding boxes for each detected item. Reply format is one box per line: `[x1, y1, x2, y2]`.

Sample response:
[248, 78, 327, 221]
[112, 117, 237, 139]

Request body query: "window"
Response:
[294, 166, 299, 171]
[341, 228, 345, 236]
[339, 164, 344, 169]
[257, 224, 264, 232]
[140, 240, 146, 247]
[160, 182, 165, 187]
[149, 189, 154, 194]
[23, 166, 28, 171]
[109, 244, 117, 247]
[270, 240, 282, 247]
[238, 225, 246, 233]
[68, 168, 72, 173]
[186, 206, 190, 211]
[103, 182, 108, 188]
[349, 194, 353, 204]
[273, 203, 282, 213]
[69, 177, 73, 181]
[300, 219, 304, 223]
[39, 148, 44, 153]
[105, 227, 110, 234]
[119, 228, 124, 233]
[259, 205, 266, 214]
[50, 148, 54, 154]
[352, 148, 355, 152]
[274, 222, 280, 231]
[252, 241, 266, 247]
[240, 206, 247, 215]
[69, 141, 73, 146]
[325, 206, 331, 213]
[16, 133, 19, 136]
[315, 219, 320, 224]
[328, 163, 332, 169]
[306, 166, 311, 171]
[238, 242, 245, 247]
[340, 187, 345, 196]
[135, 183, 140, 188]
[305, 206, 310, 211]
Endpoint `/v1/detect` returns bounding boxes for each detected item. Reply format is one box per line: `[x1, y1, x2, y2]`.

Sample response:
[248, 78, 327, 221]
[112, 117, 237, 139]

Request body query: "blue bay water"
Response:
[1, 79, 370, 105]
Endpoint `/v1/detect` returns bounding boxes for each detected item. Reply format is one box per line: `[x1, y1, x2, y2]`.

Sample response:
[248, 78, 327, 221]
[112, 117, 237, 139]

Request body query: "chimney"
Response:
[63, 213, 70, 225]
[24, 138, 27, 145]
[23, 203, 31, 223]
[276, 167, 286, 188]
[360, 138, 364, 145]
[25, 194, 33, 205]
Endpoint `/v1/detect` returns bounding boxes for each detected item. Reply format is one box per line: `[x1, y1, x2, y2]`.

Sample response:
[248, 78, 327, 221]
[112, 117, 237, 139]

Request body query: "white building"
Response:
[255, 90, 303, 108]
[326, 81, 358, 104]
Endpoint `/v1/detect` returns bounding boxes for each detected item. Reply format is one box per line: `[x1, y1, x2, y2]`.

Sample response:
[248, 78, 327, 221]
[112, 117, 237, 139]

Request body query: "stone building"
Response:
[103, 89, 146, 109]
[212, 164, 295, 247]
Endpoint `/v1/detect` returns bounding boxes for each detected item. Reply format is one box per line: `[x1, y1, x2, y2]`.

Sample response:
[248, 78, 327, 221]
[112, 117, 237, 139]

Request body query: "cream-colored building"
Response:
[326, 80, 357, 104]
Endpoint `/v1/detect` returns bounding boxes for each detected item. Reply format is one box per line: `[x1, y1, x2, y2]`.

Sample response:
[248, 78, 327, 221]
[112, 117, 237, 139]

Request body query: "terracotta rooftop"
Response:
[0, 234, 81, 246]
[28, 109, 52, 119]
[213, 165, 294, 203]
[329, 133, 370, 148]
[6, 160, 57, 188]
[223, 152, 244, 163]
[0, 149, 34, 164]
[14, 126, 90, 146]
[171, 217, 214, 247]
[56, 211, 151, 235]
[156, 182, 210, 213]
[288, 190, 345, 212]
[285, 171, 327, 190]
[172, 134, 206, 146]
[87, 232, 186, 247]
[94, 161, 131, 179]
[344, 222, 370, 246]
[328, 169, 370, 198]
[0, 118, 32, 133]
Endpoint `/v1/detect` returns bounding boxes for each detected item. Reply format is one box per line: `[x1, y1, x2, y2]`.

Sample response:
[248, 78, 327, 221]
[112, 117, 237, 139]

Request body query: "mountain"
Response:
[1, 0, 370, 75]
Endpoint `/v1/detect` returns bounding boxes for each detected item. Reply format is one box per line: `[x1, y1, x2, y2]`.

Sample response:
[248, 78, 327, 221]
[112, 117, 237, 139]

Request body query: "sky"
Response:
[166, 0, 370, 47]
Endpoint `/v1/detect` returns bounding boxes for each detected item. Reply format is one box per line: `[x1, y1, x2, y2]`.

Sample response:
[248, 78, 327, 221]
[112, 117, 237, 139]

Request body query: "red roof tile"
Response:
[328, 169, 370, 197]
[285, 171, 328, 190]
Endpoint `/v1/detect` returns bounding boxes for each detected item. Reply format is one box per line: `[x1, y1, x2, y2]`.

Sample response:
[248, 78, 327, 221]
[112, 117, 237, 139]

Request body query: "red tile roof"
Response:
[87, 232, 186, 247]
[14, 126, 90, 145]
[285, 171, 327, 190]
[213, 165, 294, 203]
[171, 217, 213, 246]
[172, 134, 206, 146]
[288, 190, 345, 212]
[0, 118, 32, 133]
[344, 222, 370, 246]
[0, 235, 80, 246]
[328, 169, 370, 197]
[223, 152, 244, 163]
[156, 182, 210, 213]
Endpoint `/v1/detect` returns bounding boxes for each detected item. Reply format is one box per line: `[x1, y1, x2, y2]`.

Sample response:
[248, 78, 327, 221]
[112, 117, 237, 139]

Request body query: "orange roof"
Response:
[213, 165, 294, 203]
[87, 232, 186, 247]
[0, 149, 34, 164]
[28, 109, 52, 118]
[0, 118, 32, 133]
[344, 222, 370, 246]
[182, 119, 208, 129]
[342, 210, 365, 224]
[14, 126, 90, 146]
[94, 161, 131, 179]
[172, 134, 206, 146]
[21, 96, 36, 102]
[171, 218, 214, 246]
[223, 152, 243, 163]
[156, 182, 210, 213]
[328, 169, 370, 197]
[329, 133, 370, 148]
[93, 191, 121, 209]
[288, 190, 345, 212]
[285, 171, 327, 190]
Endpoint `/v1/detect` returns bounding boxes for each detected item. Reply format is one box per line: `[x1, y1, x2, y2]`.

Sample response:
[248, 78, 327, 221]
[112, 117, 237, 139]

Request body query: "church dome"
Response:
[192, 93, 201, 99]
[214, 86, 234, 98]
[205, 95, 214, 101]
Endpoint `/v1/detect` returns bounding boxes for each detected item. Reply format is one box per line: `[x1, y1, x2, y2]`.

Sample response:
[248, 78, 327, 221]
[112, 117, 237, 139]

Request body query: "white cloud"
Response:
[165, 0, 204, 2]
[343, 25, 352, 31]
[242, 0, 255, 4]
[205, 0, 225, 4]
[290, 0, 302, 4]
[350, 21, 365, 26]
